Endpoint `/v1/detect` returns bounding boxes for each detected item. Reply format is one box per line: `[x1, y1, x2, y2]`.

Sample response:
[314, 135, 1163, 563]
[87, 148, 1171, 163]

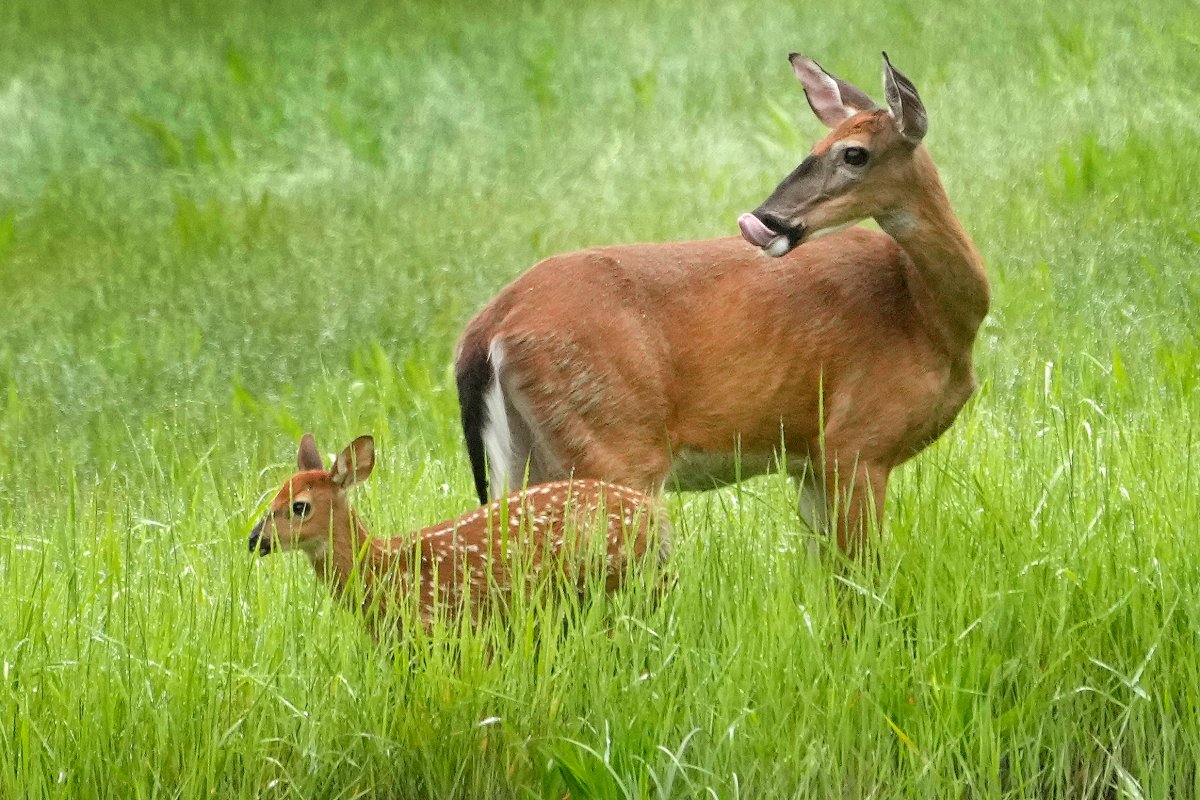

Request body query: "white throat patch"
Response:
[876, 210, 918, 238]
[806, 222, 853, 241]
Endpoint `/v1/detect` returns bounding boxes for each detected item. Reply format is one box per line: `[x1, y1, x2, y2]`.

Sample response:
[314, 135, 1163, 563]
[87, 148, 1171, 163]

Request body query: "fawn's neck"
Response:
[308, 511, 407, 610]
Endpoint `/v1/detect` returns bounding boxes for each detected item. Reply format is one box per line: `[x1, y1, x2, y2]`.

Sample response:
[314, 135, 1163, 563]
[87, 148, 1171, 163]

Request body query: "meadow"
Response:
[1, 0, 1199, 797]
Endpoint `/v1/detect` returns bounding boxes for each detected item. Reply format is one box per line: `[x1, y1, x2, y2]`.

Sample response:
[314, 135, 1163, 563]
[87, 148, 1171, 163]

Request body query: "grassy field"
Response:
[2, 0, 1199, 797]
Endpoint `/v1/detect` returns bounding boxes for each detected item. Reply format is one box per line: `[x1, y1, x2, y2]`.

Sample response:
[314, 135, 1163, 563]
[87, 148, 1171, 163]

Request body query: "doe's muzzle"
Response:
[737, 211, 804, 257]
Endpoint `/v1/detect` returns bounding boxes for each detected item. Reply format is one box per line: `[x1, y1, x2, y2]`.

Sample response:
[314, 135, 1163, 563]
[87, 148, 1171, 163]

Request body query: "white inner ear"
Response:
[332, 453, 351, 486]
[813, 70, 844, 107]
[795, 60, 853, 124]
[882, 67, 903, 123]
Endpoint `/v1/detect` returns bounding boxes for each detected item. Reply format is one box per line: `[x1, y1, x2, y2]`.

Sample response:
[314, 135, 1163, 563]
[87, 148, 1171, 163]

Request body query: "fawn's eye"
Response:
[843, 147, 869, 166]
[291, 501, 311, 518]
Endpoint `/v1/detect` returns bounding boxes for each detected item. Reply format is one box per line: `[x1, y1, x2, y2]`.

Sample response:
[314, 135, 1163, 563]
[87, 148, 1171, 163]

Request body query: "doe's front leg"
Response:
[822, 458, 889, 561]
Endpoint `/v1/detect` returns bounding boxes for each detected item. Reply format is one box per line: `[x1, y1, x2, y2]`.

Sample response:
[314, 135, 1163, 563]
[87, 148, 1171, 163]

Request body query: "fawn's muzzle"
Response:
[248, 521, 271, 555]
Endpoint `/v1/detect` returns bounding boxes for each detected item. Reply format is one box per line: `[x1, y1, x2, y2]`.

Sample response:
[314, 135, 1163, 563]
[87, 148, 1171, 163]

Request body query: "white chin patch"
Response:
[764, 236, 792, 257]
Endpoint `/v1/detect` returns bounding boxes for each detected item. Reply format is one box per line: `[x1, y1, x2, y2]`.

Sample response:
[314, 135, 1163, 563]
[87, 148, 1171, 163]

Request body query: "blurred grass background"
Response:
[1, 0, 1198, 797]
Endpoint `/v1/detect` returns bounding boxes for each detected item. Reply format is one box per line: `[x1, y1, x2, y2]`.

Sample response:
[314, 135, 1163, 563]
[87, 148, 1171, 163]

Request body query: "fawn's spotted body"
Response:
[456, 53, 987, 557]
[249, 434, 669, 635]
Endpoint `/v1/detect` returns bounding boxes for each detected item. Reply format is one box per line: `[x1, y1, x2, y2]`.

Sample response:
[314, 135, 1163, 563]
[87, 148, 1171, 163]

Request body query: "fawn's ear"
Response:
[331, 435, 375, 490]
[790, 53, 877, 129]
[297, 433, 325, 471]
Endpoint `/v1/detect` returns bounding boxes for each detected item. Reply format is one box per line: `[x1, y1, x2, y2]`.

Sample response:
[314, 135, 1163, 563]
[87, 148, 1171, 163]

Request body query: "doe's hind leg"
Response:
[563, 435, 672, 496]
[790, 463, 831, 559]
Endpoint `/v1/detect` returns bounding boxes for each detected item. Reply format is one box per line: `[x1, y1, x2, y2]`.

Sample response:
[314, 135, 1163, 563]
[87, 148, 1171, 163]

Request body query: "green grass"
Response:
[2, 0, 1199, 796]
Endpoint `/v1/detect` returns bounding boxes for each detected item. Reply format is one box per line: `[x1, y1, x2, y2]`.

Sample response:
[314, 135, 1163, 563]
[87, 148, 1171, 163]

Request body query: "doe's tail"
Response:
[455, 343, 493, 505]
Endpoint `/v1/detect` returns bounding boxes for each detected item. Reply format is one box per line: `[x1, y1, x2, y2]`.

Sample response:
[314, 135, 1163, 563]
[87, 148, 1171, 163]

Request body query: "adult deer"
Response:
[455, 53, 988, 557]
[249, 434, 670, 635]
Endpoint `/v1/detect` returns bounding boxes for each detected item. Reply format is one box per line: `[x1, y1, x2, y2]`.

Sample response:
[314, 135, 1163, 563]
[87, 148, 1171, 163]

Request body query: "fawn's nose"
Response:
[248, 521, 271, 555]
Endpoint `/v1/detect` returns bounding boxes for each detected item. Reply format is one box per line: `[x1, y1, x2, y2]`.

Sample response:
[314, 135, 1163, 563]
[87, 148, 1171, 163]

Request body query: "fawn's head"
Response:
[249, 434, 375, 556]
[739, 52, 929, 257]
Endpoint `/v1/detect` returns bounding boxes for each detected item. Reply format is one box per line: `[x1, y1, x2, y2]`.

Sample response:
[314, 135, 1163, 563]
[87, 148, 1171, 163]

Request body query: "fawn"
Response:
[248, 434, 671, 635]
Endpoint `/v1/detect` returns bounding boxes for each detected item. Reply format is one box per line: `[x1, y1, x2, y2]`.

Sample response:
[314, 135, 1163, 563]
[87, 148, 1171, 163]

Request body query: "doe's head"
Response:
[738, 52, 928, 257]
[248, 433, 375, 557]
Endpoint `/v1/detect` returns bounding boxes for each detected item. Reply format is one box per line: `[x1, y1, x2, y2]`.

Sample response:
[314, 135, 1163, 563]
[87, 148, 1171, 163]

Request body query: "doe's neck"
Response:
[875, 146, 990, 358]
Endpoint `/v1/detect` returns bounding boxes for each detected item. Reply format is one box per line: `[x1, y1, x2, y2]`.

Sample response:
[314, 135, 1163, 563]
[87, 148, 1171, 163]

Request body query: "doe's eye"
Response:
[843, 147, 869, 166]
[291, 501, 312, 518]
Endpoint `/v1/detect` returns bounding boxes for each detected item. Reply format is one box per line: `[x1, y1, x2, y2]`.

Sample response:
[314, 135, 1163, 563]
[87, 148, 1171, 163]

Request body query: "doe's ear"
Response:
[881, 52, 927, 143]
[331, 435, 375, 490]
[790, 53, 877, 129]
[297, 433, 325, 471]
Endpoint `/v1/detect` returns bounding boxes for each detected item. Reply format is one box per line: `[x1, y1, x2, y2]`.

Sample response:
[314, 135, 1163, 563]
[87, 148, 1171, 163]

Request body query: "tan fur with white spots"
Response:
[248, 434, 669, 636]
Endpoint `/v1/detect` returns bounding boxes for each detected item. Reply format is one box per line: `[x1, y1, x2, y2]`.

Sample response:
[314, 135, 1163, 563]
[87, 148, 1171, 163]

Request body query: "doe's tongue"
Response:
[737, 213, 776, 247]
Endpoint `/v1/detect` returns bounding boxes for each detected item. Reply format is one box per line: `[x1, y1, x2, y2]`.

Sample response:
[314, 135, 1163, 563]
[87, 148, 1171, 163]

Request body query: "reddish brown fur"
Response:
[456, 64, 988, 558]
[251, 437, 670, 637]
[811, 114, 886, 156]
